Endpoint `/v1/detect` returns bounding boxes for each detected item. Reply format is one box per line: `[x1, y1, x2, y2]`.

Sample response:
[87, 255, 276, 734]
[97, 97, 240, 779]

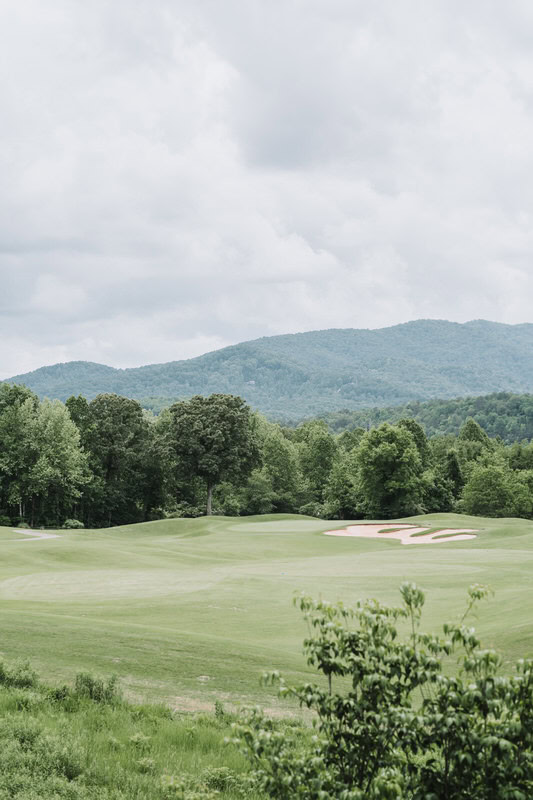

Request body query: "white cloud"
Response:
[2, 0, 533, 378]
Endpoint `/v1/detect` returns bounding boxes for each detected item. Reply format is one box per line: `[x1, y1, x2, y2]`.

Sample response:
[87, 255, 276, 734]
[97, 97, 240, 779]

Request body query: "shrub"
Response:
[62, 518, 85, 529]
[10, 719, 43, 749]
[234, 584, 533, 799]
[136, 756, 155, 773]
[74, 672, 120, 704]
[0, 514, 11, 526]
[298, 501, 325, 518]
[161, 774, 219, 799]
[0, 659, 38, 688]
[129, 731, 151, 751]
[165, 503, 204, 519]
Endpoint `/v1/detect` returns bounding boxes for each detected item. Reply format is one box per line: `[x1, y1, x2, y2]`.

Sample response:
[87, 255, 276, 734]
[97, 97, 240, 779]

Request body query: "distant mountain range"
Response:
[5, 319, 533, 420]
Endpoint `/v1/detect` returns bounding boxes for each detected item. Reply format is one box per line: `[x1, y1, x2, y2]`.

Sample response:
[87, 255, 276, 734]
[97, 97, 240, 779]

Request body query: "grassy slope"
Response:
[1, 514, 533, 711]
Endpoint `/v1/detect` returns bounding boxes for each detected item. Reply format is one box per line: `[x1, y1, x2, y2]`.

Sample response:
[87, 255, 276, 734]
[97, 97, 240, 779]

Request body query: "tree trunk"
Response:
[206, 483, 214, 516]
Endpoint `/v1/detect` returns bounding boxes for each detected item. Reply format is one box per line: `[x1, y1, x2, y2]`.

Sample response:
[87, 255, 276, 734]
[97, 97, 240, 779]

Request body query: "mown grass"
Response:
[1, 513, 533, 709]
[0, 660, 269, 799]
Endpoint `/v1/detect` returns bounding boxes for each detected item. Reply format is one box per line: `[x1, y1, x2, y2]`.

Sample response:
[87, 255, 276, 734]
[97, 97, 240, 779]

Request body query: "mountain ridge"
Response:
[5, 319, 533, 419]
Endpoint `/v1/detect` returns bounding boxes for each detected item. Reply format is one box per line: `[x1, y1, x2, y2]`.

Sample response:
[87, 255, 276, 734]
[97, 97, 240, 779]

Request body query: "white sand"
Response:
[324, 523, 477, 545]
[13, 528, 60, 541]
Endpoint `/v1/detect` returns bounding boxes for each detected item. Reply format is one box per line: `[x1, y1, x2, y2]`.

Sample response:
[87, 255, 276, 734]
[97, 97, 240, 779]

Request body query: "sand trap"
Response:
[13, 528, 61, 541]
[324, 523, 477, 545]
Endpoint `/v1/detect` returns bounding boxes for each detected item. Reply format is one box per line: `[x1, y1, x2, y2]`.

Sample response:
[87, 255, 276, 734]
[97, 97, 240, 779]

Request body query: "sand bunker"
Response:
[324, 523, 477, 545]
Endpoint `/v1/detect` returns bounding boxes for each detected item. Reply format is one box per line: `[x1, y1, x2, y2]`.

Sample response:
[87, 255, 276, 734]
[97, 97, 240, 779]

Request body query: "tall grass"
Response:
[0, 660, 268, 799]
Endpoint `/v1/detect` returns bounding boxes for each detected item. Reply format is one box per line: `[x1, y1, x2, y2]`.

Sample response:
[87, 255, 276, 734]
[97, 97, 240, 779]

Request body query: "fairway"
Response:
[1, 513, 532, 711]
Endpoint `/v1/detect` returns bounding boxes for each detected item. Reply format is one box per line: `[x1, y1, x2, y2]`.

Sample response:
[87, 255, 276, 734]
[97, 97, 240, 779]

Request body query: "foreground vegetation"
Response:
[236, 584, 533, 799]
[2, 579, 532, 798]
[0, 660, 262, 799]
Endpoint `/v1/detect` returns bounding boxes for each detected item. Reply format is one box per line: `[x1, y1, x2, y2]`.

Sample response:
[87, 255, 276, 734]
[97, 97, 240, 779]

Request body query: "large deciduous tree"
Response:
[27, 399, 89, 526]
[169, 394, 260, 515]
[356, 422, 424, 518]
[461, 463, 533, 518]
[296, 420, 338, 505]
[84, 394, 150, 526]
[0, 384, 40, 521]
[397, 417, 431, 468]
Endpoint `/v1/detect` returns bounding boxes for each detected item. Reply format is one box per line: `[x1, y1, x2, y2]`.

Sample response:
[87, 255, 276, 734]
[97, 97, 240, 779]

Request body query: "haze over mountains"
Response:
[4, 319, 533, 420]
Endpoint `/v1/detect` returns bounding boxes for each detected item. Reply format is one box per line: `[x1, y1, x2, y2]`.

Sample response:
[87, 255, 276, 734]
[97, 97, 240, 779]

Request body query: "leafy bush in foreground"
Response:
[234, 585, 533, 799]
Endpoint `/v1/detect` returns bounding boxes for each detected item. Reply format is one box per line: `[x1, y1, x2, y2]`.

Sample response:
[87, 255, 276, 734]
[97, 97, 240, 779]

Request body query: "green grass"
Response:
[1, 513, 533, 711]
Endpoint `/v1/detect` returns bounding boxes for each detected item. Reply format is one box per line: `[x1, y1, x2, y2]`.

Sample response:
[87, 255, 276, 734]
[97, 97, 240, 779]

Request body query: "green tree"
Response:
[323, 449, 360, 519]
[397, 418, 432, 468]
[240, 469, 275, 515]
[443, 448, 465, 498]
[458, 417, 492, 445]
[356, 423, 423, 518]
[138, 415, 174, 520]
[419, 469, 454, 513]
[84, 394, 150, 526]
[27, 399, 88, 526]
[65, 395, 93, 449]
[260, 422, 302, 512]
[296, 421, 338, 504]
[169, 394, 260, 515]
[0, 386, 40, 522]
[337, 428, 365, 453]
[462, 464, 533, 518]
[507, 442, 533, 471]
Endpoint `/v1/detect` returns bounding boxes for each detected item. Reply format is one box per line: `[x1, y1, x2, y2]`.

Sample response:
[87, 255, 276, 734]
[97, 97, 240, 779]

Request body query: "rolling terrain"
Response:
[5, 319, 533, 419]
[1, 513, 532, 710]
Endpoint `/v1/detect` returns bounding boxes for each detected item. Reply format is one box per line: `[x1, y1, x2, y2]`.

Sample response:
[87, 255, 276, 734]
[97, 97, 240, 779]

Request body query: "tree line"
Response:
[2, 382, 533, 528]
[318, 391, 533, 443]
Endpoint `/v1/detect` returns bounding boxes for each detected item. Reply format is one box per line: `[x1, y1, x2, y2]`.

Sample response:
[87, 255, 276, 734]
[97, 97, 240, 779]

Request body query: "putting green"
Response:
[0, 513, 532, 710]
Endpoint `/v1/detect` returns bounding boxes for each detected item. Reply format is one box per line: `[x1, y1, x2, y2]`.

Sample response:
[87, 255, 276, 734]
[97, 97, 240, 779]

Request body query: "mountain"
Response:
[5, 319, 533, 419]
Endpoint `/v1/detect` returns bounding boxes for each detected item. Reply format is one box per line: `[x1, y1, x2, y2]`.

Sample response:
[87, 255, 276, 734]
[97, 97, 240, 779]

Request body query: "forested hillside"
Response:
[320, 392, 533, 443]
[5, 319, 533, 419]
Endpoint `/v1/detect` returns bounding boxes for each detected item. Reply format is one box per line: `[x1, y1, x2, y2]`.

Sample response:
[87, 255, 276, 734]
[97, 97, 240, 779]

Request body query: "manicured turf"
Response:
[1, 513, 532, 710]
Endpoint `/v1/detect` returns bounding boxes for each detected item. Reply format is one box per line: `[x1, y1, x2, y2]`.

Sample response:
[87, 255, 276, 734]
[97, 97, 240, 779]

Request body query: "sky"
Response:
[2, 1, 533, 378]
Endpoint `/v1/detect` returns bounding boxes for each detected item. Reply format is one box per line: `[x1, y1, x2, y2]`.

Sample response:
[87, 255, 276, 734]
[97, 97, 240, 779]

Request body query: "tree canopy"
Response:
[169, 394, 260, 515]
[3, 384, 533, 527]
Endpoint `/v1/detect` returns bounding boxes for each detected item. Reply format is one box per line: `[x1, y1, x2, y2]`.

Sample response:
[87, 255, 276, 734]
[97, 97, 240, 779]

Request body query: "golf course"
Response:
[1, 513, 532, 712]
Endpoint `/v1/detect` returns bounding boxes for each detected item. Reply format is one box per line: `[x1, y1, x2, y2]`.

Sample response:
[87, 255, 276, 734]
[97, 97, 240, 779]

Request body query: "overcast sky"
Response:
[1, 1, 533, 378]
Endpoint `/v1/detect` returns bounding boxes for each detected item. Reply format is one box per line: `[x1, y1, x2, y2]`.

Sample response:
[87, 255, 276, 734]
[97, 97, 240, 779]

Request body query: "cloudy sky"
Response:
[1, 1, 533, 378]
